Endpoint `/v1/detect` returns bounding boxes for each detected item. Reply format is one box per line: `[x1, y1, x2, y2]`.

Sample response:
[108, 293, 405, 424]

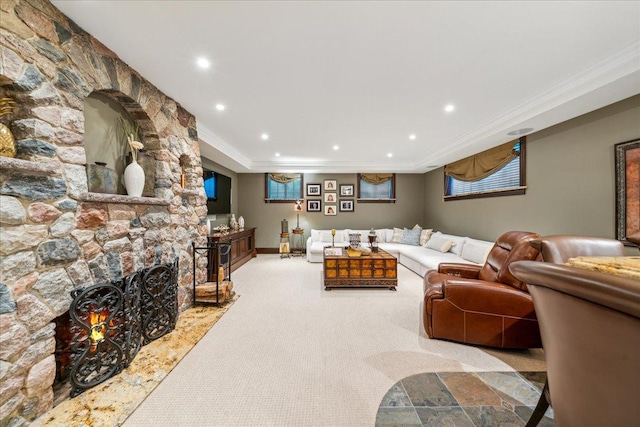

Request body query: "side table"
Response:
[291, 228, 305, 257]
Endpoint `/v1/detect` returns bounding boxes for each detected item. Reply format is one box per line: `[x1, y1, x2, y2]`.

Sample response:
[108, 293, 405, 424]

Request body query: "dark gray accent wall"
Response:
[422, 95, 640, 254]
[238, 173, 425, 248]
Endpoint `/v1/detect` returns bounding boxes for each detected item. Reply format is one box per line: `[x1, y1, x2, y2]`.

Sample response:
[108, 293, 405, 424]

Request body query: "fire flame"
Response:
[89, 312, 107, 344]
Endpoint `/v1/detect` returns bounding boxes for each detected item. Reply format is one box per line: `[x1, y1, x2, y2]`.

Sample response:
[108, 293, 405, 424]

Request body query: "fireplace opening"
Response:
[53, 259, 178, 404]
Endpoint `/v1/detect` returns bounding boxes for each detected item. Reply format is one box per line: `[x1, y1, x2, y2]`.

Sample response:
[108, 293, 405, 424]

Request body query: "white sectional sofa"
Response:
[306, 228, 494, 277]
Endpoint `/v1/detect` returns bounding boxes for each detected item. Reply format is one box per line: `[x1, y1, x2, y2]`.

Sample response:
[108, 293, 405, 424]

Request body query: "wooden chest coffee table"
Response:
[323, 248, 397, 290]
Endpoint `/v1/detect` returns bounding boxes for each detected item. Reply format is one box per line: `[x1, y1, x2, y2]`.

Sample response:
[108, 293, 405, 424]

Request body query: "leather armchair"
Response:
[529, 234, 625, 263]
[517, 234, 625, 426]
[626, 231, 640, 247]
[423, 231, 542, 348]
[510, 261, 640, 427]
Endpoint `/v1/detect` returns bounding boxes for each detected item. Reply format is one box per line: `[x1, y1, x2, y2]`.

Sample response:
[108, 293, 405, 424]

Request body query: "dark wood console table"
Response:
[207, 228, 257, 281]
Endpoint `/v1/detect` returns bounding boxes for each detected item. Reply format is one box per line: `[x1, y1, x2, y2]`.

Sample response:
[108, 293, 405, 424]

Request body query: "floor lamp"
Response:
[294, 199, 303, 230]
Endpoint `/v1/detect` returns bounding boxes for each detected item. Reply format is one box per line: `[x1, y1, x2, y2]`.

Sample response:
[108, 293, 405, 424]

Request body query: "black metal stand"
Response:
[192, 240, 232, 306]
[291, 228, 304, 257]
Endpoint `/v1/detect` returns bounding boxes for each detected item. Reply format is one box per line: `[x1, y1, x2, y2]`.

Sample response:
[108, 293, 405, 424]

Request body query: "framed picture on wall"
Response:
[307, 200, 321, 212]
[324, 205, 337, 216]
[615, 138, 640, 245]
[340, 184, 354, 197]
[324, 193, 336, 203]
[307, 183, 321, 196]
[324, 180, 337, 191]
[339, 200, 354, 212]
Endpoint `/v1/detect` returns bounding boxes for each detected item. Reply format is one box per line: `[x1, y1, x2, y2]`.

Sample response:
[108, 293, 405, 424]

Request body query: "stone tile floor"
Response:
[376, 371, 555, 427]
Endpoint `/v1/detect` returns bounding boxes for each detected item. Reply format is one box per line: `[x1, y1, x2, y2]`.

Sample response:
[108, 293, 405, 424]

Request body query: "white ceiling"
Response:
[52, 1, 640, 173]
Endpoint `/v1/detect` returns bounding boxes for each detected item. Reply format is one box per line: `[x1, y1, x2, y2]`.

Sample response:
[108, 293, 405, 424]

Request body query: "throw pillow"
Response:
[420, 229, 433, 246]
[461, 242, 491, 264]
[432, 232, 467, 256]
[425, 235, 455, 253]
[384, 229, 395, 242]
[391, 227, 404, 243]
[399, 227, 421, 246]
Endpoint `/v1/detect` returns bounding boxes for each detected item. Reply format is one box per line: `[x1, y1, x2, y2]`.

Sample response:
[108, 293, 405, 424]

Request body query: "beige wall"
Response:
[238, 173, 425, 248]
[423, 95, 640, 253]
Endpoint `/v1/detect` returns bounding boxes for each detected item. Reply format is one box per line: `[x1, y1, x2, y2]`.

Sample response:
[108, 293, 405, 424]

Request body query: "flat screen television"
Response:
[203, 169, 231, 214]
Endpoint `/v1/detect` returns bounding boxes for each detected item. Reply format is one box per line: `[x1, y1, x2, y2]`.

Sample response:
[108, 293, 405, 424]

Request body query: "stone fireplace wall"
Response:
[0, 0, 209, 424]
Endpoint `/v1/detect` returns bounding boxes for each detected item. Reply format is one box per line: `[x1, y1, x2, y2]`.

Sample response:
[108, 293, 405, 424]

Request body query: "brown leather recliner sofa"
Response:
[423, 231, 542, 348]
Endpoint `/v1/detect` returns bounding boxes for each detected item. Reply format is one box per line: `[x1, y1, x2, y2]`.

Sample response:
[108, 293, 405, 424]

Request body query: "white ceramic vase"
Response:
[238, 216, 245, 229]
[124, 160, 145, 197]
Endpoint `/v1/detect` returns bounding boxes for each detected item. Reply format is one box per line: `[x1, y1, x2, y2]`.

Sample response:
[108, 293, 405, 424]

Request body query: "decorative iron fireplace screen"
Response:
[141, 260, 179, 344]
[55, 259, 178, 397]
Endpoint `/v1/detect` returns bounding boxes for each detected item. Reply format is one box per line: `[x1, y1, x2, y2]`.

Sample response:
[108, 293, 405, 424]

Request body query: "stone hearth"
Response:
[0, 1, 210, 424]
[31, 301, 236, 427]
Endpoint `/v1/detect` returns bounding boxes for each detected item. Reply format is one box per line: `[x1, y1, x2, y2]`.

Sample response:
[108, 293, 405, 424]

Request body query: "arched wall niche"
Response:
[179, 150, 203, 191]
[84, 91, 132, 193]
[84, 90, 160, 196]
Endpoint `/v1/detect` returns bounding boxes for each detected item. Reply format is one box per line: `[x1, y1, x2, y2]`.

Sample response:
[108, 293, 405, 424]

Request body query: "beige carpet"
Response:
[124, 255, 545, 426]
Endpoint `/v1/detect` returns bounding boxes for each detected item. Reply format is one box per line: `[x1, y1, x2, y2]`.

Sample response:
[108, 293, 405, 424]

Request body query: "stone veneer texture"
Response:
[0, 0, 209, 424]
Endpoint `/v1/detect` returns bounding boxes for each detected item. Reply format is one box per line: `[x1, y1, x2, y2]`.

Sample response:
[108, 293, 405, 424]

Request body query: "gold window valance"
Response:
[268, 173, 301, 184]
[360, 173, 394, 185]
[444, 139, 519, 182]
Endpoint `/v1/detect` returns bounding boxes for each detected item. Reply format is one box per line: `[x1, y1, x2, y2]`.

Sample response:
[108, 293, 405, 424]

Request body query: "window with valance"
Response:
[265, 173, 303, 202]
[444, 138, 526, 200]
[357, 173, 396, 202]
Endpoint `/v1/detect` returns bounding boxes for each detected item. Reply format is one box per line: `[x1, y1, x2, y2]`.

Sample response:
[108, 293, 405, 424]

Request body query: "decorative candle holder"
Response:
[368, 230, 378, 252]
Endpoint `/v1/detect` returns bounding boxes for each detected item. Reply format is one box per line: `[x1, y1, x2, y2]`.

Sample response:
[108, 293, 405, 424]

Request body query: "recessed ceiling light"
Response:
[387, 153, 393, 158]
[507, 128, 534, 136]
[215, 103, 225, 111]
[261, 133, 269, 140]
[444, 104, 455, 113]
[196, 57, 210, 69]
[409, 134, 416, 140]
[333, 145, 339, 151]
[275, 152, 280, 157]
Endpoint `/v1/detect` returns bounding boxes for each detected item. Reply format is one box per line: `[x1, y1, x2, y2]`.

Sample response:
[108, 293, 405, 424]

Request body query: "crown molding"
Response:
[413, 41, 640, 171]
[249, 159, 419, 173]
[196, 122, 253, 169]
